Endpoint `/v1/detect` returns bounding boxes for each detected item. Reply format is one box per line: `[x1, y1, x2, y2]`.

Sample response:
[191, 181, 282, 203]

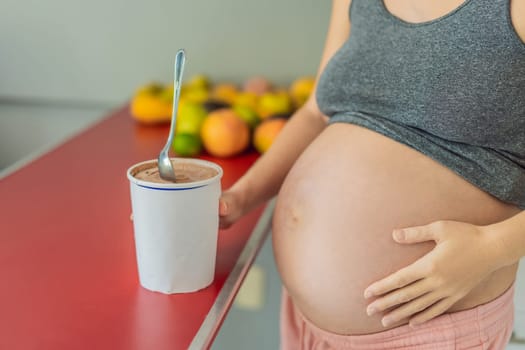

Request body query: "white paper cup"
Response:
[127, 158, 223, 294]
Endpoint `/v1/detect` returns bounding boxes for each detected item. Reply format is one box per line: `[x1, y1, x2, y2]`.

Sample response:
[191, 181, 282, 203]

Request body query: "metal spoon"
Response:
[158, 49, 186, 182]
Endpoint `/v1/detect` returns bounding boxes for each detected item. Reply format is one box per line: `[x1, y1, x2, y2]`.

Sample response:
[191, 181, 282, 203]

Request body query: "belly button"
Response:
[275, 200, 304, 232]
[287, 207, 302, 229]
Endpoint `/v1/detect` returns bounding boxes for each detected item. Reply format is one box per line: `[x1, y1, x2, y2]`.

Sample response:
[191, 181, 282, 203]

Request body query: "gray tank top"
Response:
[316, 0, 525, 209]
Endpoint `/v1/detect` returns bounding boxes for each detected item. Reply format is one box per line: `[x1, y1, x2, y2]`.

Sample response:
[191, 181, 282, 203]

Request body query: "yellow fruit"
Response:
[176, 102, 208, 135]
[172, 133, 202, 157]
[159, 85, 174, 103]
[187, 74, 211, 90]
[130, 95, 171, 124]
[211, 84, 239, 105]
[253, 118, 287, 154]
[290, 77, 315, 108]
[130, 82, 172, 124]
[200, 109, 250, 157]
[181, 87, 209, 104]
[257, 91, 292, 119]
[136, 82, 164, 95]
[233, 92, 259, 110]
[233, 104, 260, 129]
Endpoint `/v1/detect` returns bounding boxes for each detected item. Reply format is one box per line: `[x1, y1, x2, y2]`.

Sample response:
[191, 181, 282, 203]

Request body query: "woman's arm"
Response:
[487, 209, 525, 267]
[510, 0, 525, 42]
[363, 211, 525, 327]
[219, 0, 352, 228]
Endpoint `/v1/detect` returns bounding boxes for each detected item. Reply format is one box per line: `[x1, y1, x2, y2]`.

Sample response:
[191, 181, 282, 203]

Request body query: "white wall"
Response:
[0, 0, 330, 105]
[0, 104, 107, 173]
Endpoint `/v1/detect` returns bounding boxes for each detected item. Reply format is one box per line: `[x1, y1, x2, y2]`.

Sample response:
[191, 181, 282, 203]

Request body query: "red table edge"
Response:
[0, 111, 275, 349]
[190, 199, 275, 350]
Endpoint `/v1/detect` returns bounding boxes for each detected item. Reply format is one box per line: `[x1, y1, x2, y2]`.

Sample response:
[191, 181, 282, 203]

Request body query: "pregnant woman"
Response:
[220, 0, 525, 348]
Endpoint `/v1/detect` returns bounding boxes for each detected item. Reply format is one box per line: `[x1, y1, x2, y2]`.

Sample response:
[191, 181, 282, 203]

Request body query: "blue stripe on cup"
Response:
[137, 184, 207, 191]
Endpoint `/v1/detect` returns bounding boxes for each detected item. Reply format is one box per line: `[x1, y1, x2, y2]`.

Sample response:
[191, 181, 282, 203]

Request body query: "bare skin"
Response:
[220, 0, 525, 335]
[273, 123, 521, 334]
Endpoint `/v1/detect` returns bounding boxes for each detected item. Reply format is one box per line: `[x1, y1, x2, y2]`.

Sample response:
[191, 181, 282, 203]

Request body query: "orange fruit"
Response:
[253, 118, 287, 154]
[200, 109, 250, 157]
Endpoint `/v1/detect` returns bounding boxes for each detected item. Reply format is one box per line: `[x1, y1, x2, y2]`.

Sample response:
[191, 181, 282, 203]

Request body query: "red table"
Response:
[0, 105, 272, 350]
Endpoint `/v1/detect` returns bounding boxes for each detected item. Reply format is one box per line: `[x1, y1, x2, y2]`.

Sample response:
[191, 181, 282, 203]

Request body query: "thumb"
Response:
[393, 226, 436, 244]
[219, 197, 229, 217]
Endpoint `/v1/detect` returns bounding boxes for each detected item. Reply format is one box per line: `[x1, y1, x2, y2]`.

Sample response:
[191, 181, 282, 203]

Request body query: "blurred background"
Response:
[1, 0, 524, 348]
[0, 0, 328, 347]
[0, 0, 329, 171]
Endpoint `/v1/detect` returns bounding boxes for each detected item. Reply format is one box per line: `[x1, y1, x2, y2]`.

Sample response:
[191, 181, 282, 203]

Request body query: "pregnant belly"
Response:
[273, 123, 521, 335]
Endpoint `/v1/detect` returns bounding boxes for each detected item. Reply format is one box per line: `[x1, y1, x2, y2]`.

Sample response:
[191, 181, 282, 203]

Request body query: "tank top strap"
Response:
[461, 0, 523, 47]
[348, 0, 385, 24]
[463, 0, 509, 22]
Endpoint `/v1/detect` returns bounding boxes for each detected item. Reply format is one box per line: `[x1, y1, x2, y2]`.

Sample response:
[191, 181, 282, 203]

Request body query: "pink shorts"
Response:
[280, 284, 515, 350]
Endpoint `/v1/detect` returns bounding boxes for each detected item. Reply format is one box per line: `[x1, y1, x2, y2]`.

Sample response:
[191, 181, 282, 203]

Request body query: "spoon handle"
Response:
[165, 49, 186, 149]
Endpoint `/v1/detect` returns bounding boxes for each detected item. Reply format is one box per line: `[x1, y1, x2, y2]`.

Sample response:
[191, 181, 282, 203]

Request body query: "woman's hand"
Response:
[218, 189, 246, 229]
[363, 220, 505, 328]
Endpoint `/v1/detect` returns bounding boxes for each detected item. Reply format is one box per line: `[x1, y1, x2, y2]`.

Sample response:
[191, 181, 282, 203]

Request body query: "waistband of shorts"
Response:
[297, 283, 515, 347]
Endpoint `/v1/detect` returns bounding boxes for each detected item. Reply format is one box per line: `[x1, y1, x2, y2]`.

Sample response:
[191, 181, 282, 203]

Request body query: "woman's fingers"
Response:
[219, 198, 229, 216]
[393, 224, 438, 244]
[218, 194, 232, 229]
[364, 262, 425, 298]
[366, 279, 431, 315]
[409, 297, 456, 327]
[379, 290, 442, 327]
